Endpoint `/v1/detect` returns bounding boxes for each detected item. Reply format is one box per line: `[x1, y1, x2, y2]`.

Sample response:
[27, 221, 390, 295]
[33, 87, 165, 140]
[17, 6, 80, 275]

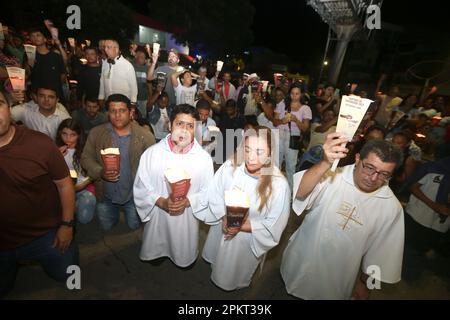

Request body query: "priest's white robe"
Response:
[281, 164, 404, 300]
[133, 136, 214, 267]
[202, 160, 291, 290]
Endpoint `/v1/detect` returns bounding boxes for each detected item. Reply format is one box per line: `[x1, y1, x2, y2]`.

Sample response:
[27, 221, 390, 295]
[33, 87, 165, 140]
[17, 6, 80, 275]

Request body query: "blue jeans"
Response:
[0, 229, 79, 297]
[96, 198, 141, 231]
[76, 189, 96, 224]
[278, 130, 299, 188]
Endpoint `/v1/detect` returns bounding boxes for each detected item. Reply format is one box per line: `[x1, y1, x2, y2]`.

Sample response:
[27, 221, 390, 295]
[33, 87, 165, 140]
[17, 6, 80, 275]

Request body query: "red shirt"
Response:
[0, 126, 69, 250]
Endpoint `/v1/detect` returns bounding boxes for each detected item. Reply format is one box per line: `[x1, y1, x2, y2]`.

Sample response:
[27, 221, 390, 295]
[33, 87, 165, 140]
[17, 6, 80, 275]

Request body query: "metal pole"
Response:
[328, 24, 358, 86]
[318, 27, 332, 84]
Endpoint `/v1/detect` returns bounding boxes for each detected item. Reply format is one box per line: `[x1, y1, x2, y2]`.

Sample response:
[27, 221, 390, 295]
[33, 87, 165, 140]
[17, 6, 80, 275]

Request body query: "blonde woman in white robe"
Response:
[202, 126, 291, 291]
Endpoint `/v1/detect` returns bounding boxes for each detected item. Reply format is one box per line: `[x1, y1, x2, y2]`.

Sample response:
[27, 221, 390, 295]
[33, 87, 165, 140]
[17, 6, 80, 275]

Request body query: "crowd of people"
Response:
[1, 22, 450, 299]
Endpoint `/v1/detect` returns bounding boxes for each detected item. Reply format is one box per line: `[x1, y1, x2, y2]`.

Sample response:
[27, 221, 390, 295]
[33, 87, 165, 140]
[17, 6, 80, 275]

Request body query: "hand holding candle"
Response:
[216, 60, 224, 72]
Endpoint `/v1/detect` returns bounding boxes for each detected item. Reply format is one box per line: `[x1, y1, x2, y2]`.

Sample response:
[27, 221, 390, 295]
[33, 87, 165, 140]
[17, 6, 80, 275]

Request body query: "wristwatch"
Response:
[60, 220, 76, 228]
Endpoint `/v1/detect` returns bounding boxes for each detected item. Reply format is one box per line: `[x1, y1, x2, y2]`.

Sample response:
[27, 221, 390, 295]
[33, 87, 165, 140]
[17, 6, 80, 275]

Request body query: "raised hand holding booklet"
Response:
[332, 95, 373, 171]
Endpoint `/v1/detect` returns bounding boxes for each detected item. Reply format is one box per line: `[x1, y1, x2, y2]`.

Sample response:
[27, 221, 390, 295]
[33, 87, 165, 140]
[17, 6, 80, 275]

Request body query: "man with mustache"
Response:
[81, 94, 155, 231]
[134, 104, 214, 268]
[281, 133, 405, 300]
[148, 48, 182, 106]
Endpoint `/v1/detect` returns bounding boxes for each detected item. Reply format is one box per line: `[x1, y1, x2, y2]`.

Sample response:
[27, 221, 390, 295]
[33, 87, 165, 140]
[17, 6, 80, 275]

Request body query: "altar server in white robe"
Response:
[281, 133, 405, 300]
[202, 126, 291, 290]
[134, 104, 214, 268]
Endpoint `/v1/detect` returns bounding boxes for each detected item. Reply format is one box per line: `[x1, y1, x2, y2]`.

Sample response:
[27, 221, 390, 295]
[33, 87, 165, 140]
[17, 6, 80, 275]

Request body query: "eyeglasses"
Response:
[361, 161, 392, 182]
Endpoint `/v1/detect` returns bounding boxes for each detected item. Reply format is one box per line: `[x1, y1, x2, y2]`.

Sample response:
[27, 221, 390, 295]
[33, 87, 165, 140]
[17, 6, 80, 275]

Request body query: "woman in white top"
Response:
[56, 119, 96, 224]
[273, 82, 312, 187]
[202, 126, 291, 291]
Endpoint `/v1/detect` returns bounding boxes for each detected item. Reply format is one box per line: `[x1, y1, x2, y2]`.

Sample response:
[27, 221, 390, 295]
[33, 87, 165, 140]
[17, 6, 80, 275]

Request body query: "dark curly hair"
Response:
[55, 119, 86, 175]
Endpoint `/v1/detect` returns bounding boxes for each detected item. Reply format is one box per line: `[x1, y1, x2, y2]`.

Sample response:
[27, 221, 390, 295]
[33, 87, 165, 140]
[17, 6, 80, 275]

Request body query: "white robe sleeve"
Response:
[188, 154, 215, 219]
[362, 204, 405, 284]
[128, 62, 138, 104]
[98, 64, 106, 100]
[249, 178, 291, 258]
[201, 162, 231, 224]
[133, 148, 162, 222]
[292, 170, 327, 216]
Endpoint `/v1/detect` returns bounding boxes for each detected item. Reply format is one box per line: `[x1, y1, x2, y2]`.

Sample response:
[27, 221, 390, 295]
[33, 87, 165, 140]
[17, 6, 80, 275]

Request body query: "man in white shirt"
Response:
[11, 87, 71, 140]
[281, 134, 405, 300]
[98, 39, 138, 106]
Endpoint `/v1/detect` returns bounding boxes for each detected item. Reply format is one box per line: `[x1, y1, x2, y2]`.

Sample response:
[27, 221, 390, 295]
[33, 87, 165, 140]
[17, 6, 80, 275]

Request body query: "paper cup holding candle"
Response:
[6, 67, 26, 103]
[216, 60, 224, 72]
[331, 95, 373, 171]
[44, 19, 53, 31]
[50, 27, 58, 40]
[100, 148, 121, 173]
[164, 167, 191, 202]
[24, 45, 36, 66]
[225, 189, 250, 229]
[261, 81, 269, 93]
[153, 42, 160, 56]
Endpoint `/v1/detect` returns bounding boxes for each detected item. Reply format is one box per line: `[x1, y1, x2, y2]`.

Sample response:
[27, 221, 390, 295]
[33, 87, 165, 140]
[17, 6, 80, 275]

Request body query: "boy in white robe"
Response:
[281, 133, 405, 300]
[134, 104, 214, 268]
[202, 126, 291, 290]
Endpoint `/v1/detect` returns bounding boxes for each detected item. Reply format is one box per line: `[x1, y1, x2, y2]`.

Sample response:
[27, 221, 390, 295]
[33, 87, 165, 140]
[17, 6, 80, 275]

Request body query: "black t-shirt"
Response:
[219, 112, 246, 161]
[76, 64, 102, 100]
[31, 51, 66, 100]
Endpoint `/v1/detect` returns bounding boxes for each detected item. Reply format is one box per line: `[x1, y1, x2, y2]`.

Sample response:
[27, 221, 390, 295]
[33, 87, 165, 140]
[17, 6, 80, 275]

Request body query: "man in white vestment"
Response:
[133, 104, 214, 268]
[281, 133, 405, 300]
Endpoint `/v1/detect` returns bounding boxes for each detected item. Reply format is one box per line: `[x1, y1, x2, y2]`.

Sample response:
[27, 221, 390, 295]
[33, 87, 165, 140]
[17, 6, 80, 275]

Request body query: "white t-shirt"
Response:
[174, 83, 197, 106]
[406, 173, 450, 233]
[64, 148, 88, 184]
[257, 112, 275, 129]
[151, 107, 170, 141]
[11, 101, 71, 140]
[281, 164, 404, 299]
[274, 101, 312, 135]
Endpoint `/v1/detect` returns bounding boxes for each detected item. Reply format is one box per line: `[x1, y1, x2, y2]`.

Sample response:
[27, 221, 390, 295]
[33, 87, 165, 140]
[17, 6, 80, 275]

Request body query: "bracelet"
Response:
[60, 220, 75, 228]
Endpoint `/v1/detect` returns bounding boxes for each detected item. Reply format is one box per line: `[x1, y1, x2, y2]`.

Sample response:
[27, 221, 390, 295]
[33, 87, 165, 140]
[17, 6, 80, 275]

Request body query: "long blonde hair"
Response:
[232, 126, 274, 212]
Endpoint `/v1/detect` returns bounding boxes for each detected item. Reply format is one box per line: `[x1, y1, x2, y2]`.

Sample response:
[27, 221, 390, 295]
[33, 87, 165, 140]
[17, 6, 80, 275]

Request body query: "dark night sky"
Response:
[127, 0, 449, 66]
[250, 0, 449, 64]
